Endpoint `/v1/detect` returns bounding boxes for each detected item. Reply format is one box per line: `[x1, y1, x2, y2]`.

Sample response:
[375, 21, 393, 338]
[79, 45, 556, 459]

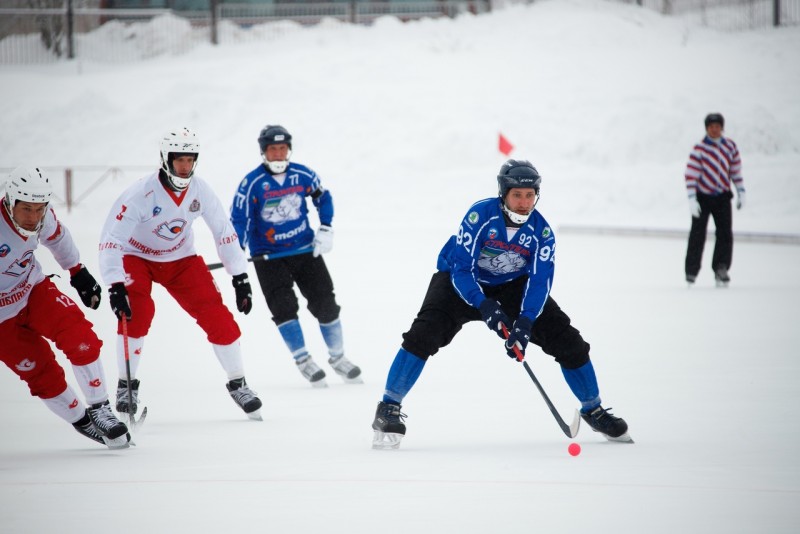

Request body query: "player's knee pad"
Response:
[307, 296, 340, 324]
[268, 287, 300, 324]
[59, 322, 103, 366]
[401, 312, 460, 361]
[198, 306, 241, 346]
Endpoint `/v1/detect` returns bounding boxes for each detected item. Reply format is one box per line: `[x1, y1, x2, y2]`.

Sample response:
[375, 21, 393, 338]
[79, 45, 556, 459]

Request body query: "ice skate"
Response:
[685, 274, 697, 287]
[116, 378, 139, 414]
[88, 400, 130, 439]
[372, 401, 406, 450]
[715, 265, 730, 288]
[296, 354, 327, 387]
[116, 378, 147, 429]
[580, 406, 633, 443]
[328, 355, 363, 384]
[227, 377, 263, 421]
[73, 411, 131, 449]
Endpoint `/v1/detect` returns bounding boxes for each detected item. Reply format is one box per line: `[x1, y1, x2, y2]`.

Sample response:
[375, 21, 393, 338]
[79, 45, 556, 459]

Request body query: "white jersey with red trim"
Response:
[98, 172, 247, 286]
[0, 205, 80, 322]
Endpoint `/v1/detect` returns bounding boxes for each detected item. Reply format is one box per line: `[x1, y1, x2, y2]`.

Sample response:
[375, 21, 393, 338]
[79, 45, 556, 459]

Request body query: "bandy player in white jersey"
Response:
[0, 166, 130, 449]
[98, 127, 262, 423]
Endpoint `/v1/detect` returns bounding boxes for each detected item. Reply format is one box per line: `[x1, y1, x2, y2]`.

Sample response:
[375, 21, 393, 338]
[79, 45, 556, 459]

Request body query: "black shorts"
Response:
[252, 252, 340, 325]
[400, 271, 590, 368]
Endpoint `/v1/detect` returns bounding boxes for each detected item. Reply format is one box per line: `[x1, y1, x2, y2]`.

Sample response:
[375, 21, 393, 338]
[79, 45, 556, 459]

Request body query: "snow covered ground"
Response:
[1, 0, 799, 532]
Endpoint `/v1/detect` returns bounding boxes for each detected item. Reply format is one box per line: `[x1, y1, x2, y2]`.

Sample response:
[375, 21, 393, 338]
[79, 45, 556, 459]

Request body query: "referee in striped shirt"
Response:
[684, 113, 746, 287]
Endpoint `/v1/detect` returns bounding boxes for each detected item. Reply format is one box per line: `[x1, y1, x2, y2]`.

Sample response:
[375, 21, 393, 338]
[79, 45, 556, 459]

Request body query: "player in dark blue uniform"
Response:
[230, 125, 361, 387]
[371, 160, 630, 449]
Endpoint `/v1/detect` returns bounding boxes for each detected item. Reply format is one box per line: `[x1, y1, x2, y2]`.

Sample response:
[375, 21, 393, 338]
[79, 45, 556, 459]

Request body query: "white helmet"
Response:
[3, 166, 53, 237]
[159, 127, 200, 191]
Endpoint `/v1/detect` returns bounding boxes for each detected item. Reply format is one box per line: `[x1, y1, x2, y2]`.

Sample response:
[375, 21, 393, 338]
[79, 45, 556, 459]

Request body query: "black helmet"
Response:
[704, 113, 725, 129]
[258, 124, 292, 152]
[497, 159, 541, 199]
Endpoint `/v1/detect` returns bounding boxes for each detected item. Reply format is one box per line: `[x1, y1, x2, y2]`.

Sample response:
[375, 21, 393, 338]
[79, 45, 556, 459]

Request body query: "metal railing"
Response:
[0, 0, 797, 64]
[0, 1, 491, 63]
[0, 166, 152, 212]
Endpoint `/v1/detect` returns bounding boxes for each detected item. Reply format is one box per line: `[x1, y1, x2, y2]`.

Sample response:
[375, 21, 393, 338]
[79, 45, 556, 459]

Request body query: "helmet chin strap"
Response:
[3, 197, 44, 237]
[263, 149, 292, 175]
[502, 202, 532, 225]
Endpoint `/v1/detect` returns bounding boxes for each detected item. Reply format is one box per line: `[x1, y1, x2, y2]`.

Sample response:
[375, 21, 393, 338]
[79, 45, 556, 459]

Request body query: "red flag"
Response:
[498, 132, 514, 156]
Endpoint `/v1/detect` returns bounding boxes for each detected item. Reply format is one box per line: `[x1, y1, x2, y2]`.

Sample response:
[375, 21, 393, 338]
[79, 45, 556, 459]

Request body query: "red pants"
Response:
[0, 277, 102, 399]
[120, 255, 240, 344]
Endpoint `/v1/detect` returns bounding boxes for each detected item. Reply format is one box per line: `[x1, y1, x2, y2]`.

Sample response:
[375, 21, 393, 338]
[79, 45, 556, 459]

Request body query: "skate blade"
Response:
[310, 379, 329, 389]
[716, 281, 729, 288]
[372, 430, 403, 450]
[246, 409, 263, 421]
[342, 375, 364, 385]
[122, 406, 148, 432]
[605, 432, 635, 444]
[102, 433, 132, 450]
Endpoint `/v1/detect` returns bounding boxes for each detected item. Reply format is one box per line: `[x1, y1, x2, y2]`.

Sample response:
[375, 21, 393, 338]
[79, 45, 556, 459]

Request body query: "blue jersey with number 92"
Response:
[436, 197, 556, 322]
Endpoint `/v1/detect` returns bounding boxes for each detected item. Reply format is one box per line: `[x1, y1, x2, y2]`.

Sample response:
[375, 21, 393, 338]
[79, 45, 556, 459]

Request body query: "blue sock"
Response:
[319, 319, 344, 359]
[383, 348, 426, 405]
[277, 319, 307, 360]
[561, 360, 601, 413]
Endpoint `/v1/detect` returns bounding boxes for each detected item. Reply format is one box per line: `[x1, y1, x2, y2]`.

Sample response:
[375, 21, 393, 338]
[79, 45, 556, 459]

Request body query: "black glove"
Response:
[479, 299, 511, 340]
[108, 282, 131, 320]
[69, 265, 101, 310]
[505, 316, 533, 360]
[232, 273, 252, 315]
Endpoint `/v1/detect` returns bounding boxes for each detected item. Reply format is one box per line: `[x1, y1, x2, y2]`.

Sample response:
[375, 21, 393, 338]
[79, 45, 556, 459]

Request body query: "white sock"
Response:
[213, 341, 245, 381]
[116, 335, 144, 380]
[42, 386, 86, 424]
[71, 359, 109, 405]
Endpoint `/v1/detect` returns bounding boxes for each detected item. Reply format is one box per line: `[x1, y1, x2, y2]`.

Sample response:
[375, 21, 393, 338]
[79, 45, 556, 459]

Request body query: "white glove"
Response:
[736, 190, 746, 210]
[688, 196, 701, 218]
[313, 225, 333, 257]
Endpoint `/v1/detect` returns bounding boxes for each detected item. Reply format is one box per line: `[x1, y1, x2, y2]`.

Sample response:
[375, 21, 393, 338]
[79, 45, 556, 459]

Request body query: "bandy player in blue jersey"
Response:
[371, 160, 631, 449]
[230, 125, 361, 387]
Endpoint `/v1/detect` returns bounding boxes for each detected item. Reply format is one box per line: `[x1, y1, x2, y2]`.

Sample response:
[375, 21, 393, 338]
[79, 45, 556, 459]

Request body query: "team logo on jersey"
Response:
[3, 250, 34, 277]
[468, 211, 479, 224]
[542, 227, 551, 238]
[262, 182, 271, 191]
[0, 244, 9, 257]
[189, 199, 200, 212]
[240, 178, 248, 188]
[261, 194, 302, 224]
[153, 206, 162, 216]
[487, 228, 498, 240]
[154, 219, 187, 240]
[477, 247, 527, 275]
[15, 358, 36, 372]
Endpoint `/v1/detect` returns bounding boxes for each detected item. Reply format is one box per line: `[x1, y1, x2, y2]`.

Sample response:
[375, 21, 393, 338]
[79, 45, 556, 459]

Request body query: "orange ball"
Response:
[568, 442, 581, 456]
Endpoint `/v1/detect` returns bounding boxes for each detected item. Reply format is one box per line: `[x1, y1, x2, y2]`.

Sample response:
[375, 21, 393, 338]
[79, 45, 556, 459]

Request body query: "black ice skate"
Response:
[115, 378, 140, 415]
[296, 354, 328, 388]
[227, 377, 263, 421]
[715, 265, 730, 288]
[372, 401, 407, 450]
[328, 355, 363, 384]
[88, 400, 130, 439]
[75, 408, 131, 449]
[580, 406, 633, 443]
